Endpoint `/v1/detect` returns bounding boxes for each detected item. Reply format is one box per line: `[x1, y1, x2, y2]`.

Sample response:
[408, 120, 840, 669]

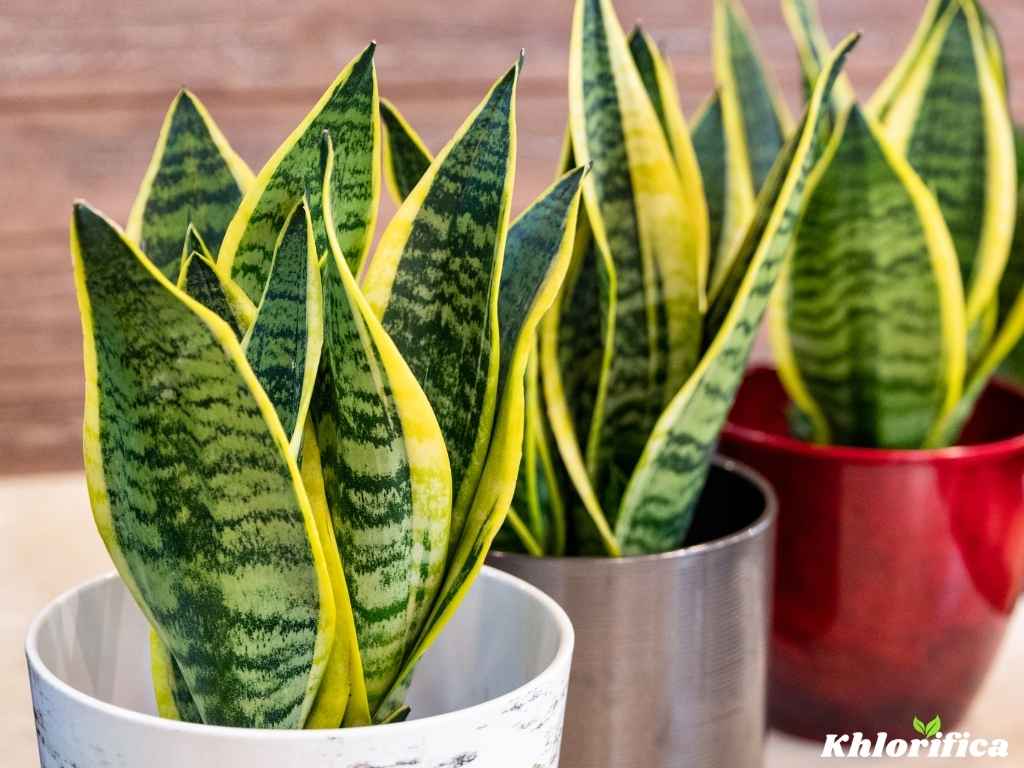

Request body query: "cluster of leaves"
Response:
[772, 0, 1024, 449]
[499, 0, 856, 557]
[73, 47, 588, 728]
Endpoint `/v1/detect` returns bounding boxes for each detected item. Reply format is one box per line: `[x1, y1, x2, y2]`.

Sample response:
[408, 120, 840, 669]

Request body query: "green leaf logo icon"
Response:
[913, 715, 942, 738]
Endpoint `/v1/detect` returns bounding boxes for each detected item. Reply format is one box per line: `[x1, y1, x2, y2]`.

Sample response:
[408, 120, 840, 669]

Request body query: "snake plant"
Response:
[72, 46, 586, 729]
[771, 0, 1024, 449]
[465, 0, 856, 558]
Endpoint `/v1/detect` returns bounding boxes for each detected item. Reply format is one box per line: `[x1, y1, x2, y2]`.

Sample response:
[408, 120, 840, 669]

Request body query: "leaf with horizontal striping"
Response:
[772, 104, 966, 450]
[877, 0, 1015, 338]
[615, 36, 859, 554]
[72, 201, 335, 728]
[150, 628, 203, 723]
[241, 200, 323, 459]
[710, 0, 793, 295]
[128, 90, 253, 279]
[780, 0, 855, 113]
[537, 137, 619, 556]
[869, 0, 954, 121]
[380, 98, 432, 204]
[176, 226, 256, 339]
[314, 133, 451, 717]
[299, 424, 370, 728]
[569, 0, 703, 521]
[509, 347, 567, 556]
[939, 131, 1024, 442]
[362, 60, 519, 550]
[219, 44, 380, 301]
[387, 164, 587, 702]
[996, 128, 1024, 385]
[692, 93, 727, 265]
[627, 25, 711, 273]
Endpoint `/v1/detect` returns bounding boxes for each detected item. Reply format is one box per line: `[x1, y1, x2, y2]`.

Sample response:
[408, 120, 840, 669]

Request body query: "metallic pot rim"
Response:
[491, 456, 776, 567]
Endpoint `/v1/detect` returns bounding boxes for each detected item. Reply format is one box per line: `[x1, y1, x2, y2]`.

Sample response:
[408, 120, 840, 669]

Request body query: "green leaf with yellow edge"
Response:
[127, 90, 253, 279]
[535, 134, 619, 556]
[315, 133, 451, 718]
[710, 0, 793, 295]
[241, 200, 323, 458]
[771, 104, 966, 450]
[149, 629, 203, 723]
[569, 0, 704, 521]
[362, 59, 519, 550]
[869, 0, 954, 121]
[380, 98, 432, 204]
[176, 231, 254, 340]
[511, 346, 567, 556]
[627, 25, 712, 273]
[614, 35, 859, 554]
[299, 423, 371, 728]
[780, 0, 855, 113]
[877, 0, 1016, 340]
[692, 93, 729, 273]
[219, 44, 380, 301]
[996, 127, 1024, 385]
[384, 163, 587, 705]
[72, 201, 335, 728]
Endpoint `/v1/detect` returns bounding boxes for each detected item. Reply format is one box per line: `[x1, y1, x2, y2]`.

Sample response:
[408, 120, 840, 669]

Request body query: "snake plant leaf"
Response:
[692, 93, 729, 272]
[771, 105, 966, 449]
[127, 90, 253, 279]
[614, 35, 858, 555]
[869, 0, 954, 121]
[569, 0, 704, 519]
[780, 0, 856, 113]
[150, 629, 203, 723]
[511, 348, 567, 556]
[937, 133, 1024, 442]
[219, 44, 380, 301]
[178, 253, 255, 340]
[877, 0, 1016, 335]
[315, 133, 451, 716]
[299, 425, 371, 728]
[380, 98, 433, 204]
[627, 26, 712, 268]
[241, 200, 323, 458]
[386, 164, 586, 705]
[176, 226, 256, 338]
[362, 60, 519, 549]
[72, 202, 335, 728]
[710, 0, 793, 294]
[538, 140, 620, 555]
[997, 129, 1024, 384]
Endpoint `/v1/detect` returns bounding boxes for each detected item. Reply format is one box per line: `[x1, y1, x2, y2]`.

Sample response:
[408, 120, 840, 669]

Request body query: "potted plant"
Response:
[363, 0, 854, 765]
[721, 0, 1024, 741]
[28, 45, 580, 767]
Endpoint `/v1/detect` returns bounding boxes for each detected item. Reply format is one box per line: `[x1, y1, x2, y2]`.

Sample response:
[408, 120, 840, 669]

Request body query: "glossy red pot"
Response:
[720, 366, 1024, 740]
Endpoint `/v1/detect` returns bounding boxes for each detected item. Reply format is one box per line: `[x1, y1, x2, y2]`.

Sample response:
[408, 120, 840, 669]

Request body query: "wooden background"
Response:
[3, 0, 1023, 475]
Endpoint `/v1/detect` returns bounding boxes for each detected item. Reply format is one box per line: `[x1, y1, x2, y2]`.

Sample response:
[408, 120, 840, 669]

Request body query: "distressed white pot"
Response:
[27, 566, 574, 768]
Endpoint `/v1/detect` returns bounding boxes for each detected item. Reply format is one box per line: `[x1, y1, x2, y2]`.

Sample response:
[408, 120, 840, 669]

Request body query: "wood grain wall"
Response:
[3, 0, 1023, 475]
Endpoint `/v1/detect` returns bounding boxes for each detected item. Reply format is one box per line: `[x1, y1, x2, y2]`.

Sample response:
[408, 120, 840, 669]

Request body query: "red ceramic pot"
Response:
[720, 366, 1024, 740]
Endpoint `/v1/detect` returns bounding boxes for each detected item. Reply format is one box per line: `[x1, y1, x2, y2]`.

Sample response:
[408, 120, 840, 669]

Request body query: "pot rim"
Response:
[722, 366, 1024, 465]
[25, 566, 574, 739]
[490, 457, 777, 566]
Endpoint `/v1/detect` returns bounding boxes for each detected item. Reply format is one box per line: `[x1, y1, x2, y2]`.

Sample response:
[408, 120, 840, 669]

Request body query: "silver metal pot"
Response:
[488, 458, 776, 768]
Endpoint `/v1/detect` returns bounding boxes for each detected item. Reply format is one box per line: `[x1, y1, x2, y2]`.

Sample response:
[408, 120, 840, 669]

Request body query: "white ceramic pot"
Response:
[26, 566, 574, 768]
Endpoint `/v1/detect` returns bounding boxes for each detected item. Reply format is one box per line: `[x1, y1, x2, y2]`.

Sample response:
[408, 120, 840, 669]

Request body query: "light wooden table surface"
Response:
[3, 472, 1022, 767]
